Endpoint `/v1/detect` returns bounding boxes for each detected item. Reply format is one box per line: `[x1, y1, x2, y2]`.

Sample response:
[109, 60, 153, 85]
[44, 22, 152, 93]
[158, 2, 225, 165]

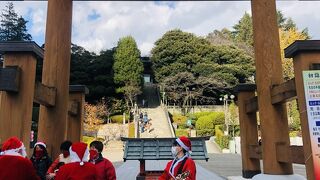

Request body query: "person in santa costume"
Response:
[30, 141, 52, 180]
[159, 136, 196, 180]
[55, 142, 97, 180]
[89, 140, 116, 180]
[0, 137, 40, 180]
[46, 140, 72, 179]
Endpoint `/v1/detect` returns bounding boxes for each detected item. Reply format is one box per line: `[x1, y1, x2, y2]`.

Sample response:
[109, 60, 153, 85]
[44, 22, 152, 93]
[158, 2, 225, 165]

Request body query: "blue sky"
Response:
[0, 1, 319, 55]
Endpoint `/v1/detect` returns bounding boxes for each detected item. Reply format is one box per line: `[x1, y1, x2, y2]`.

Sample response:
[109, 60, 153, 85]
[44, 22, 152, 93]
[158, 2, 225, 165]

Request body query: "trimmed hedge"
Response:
[214, 125, 230, 149]
[175, 129, 189, 137]
[128, 123, 135, 138]
[110, 114, 129, 124]
[171, 113, 188, 127]
[197, 129, 215, 137]
[195, 112, 224, 130]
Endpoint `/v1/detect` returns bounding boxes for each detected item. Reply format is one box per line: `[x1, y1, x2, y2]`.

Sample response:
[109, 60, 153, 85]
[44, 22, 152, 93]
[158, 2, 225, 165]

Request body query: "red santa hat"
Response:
[176, 136, 192, 153]
[34, 141, 46, 148]
[0, 137, 26, 157]
[69, 142, 89, 166]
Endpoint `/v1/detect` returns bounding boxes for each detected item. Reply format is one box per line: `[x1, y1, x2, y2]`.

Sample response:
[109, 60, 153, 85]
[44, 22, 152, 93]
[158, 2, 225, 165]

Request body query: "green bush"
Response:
[110, 114, 129, 124]
[214, 125, 230, 149]
[128, 123, 135, 138]
[171, 113, 188, 126]
[82, 136, 95, 147]
[194, 112, 212, 119]
[175, 129, 189, 137]
[197, 129, 215, 137]
[215, 135, 230, 149]
[195, 112, 225, 130]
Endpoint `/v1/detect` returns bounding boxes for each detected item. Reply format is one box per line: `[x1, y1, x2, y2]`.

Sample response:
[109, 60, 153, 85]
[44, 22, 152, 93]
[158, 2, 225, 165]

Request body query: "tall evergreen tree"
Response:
[0, 2, 32, 41]
[113, 36, 143, 108]
[232, 12, 253, 46]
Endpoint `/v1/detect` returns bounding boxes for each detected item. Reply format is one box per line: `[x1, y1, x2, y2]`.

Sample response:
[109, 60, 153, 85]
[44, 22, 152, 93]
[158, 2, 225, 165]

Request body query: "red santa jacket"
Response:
[93, 157, 116, 180]
[55, 162, 97, 180]
[159, 156, 196, 180]
[0, 155, 40, 180]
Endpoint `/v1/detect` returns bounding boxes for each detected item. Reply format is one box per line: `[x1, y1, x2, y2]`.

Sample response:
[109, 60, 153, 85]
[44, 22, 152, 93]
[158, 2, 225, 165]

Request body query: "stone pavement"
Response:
[116, 160, 225, 180]
[104, 147, 307, 180]
[140, 106, 174, 138]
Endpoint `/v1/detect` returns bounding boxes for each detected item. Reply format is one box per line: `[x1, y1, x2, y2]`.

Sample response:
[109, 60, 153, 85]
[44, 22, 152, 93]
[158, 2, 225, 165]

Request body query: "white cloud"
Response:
[0, 1, 318, 55]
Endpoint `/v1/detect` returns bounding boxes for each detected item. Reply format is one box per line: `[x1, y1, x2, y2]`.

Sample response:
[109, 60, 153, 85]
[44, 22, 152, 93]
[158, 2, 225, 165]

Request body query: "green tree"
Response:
[113, 36, 143, 108]
[0, 2, 32, 41]
[152, 29, 254, 106]
[232, 12, 253, 46]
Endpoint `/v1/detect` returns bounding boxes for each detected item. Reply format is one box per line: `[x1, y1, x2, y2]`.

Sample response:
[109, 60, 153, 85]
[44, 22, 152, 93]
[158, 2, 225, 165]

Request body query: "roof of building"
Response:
[121, 137, 210, 162]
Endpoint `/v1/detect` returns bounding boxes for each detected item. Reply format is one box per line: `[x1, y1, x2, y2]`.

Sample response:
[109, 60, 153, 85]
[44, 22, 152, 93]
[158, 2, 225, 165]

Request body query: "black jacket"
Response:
[30, 155, 52, 180]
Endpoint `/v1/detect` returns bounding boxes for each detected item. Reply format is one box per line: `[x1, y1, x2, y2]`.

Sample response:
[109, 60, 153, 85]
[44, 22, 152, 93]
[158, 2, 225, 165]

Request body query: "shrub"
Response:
[197, 129, 215, 137]
[195, 112, 225, 130]
[175, 129, 189, 137]
[82, 136, 95, 147]
[128, 123, 135, 138]
[171, 113, 188, 127]
[214, 125, 230, 149]
[194, 112, 212, 119]
[110, 114, 129, 124]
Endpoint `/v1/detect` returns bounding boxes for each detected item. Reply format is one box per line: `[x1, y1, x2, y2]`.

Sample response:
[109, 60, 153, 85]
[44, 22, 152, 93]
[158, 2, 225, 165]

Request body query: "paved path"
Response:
[196, 154, 306, 178]
[140, 106, 173, 138]
[116, 160, 225, 180]
[206, 137, 222, 153]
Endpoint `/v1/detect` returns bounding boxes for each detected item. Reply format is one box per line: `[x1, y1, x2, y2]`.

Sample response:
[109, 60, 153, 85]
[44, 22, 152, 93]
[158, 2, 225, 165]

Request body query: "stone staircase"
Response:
[139, 84, 174, 138]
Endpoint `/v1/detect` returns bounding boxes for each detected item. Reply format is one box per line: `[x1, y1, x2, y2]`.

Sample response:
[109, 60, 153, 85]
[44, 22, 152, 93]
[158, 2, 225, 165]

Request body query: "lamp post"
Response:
[220, 94, 235, 136]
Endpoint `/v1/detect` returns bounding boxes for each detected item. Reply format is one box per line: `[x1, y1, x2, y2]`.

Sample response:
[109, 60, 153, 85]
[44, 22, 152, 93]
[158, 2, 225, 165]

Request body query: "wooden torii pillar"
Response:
[0, 42, 43, 154]
[234, 84, 261, 178]
[67, 85, 89, 143]
[38, 0, 73, 157]
[251, 0, 292, 174]
[285, 40, 320, 180]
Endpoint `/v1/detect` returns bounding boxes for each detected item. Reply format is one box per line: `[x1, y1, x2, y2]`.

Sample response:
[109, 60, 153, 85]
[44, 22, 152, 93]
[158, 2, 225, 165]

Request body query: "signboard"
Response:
[303, 70, 320, 179]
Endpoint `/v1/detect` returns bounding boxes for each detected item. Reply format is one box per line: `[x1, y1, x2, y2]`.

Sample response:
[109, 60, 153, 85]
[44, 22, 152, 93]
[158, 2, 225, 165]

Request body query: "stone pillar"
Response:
[251, 0, 292, 174]
[67, 85, 88, 143]
[285, 40, 320, 180]
[0, 42, 43, 155]
[38, 0, 73, 157]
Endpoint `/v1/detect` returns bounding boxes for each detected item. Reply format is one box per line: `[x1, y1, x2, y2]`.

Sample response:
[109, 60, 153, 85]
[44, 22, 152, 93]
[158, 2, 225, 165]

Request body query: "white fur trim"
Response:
[169, 154, 188, 178]
[176, 138, 190, 152]
[69, 146, 89, 166]
[1, 144, 26, 157]
[34, 142, 46, 148]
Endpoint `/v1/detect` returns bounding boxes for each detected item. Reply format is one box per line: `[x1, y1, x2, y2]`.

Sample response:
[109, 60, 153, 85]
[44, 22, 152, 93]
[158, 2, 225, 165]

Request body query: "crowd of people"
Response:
[0, 137, 116, 180]
[0, 136, 196, 180]
[139, 112, 152, 133]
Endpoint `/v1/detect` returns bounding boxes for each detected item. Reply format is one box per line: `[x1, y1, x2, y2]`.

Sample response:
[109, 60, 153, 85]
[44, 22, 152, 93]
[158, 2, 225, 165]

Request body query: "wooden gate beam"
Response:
[285, 40, 320, 180]
[67, 85, 88, 142]
[234, 84, 261, 178]
[251, 0, 292, 174]
[0, 41, 43, 155]
[38, 0, 73, 158]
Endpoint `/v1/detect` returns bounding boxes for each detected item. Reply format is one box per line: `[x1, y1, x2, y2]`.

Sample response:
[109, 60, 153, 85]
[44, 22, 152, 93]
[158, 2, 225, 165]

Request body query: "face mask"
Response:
[35, 149, 44, 158]
[171, 146, 178, 157]
[89, 150, 98, 160]
[62, 151, 70, 158]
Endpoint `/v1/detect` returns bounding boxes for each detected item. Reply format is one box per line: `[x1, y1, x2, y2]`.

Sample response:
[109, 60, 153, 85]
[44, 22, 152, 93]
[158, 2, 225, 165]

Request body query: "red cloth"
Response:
[47, 157, 60, 173]
[94, 158, 116, 180]
[55, 162, 97, 180]
[159, 157, 196, 180]
[0, 155, 40, 180]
